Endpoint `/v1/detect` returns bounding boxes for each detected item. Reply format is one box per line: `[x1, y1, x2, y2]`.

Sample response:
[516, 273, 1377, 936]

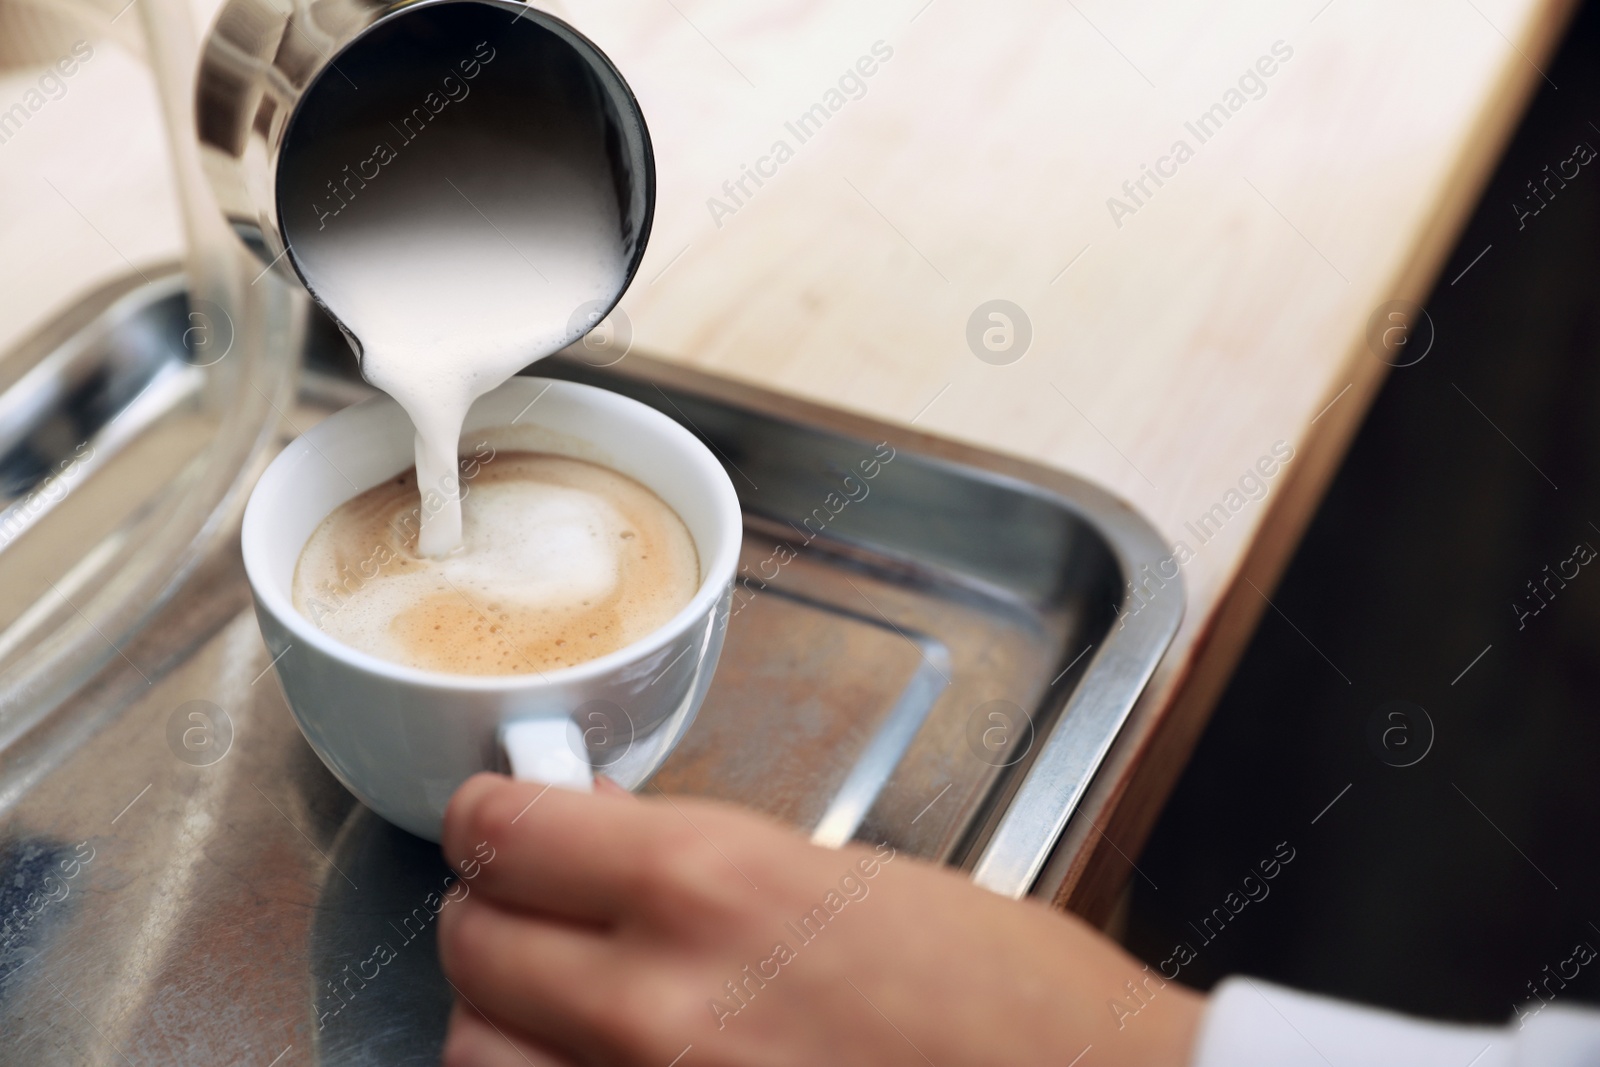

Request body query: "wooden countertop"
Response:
[576, 0, 1578, 918]
[4, 0, 1577, 919]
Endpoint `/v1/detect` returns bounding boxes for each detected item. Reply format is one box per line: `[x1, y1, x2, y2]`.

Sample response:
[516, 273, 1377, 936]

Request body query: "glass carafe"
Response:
[0, 0, 303, 744]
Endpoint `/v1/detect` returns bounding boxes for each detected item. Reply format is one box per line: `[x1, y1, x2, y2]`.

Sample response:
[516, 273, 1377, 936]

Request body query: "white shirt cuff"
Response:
[1191, 977, 1512, 1067]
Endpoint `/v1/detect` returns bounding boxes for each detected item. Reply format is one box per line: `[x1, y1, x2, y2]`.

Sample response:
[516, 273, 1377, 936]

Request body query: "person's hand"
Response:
[437, 773, 1202, 1067]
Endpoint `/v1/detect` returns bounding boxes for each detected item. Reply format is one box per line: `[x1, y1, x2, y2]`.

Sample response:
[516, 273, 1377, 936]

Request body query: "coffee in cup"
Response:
[242, 377, 743, 839]
[291, 452, 700, 676]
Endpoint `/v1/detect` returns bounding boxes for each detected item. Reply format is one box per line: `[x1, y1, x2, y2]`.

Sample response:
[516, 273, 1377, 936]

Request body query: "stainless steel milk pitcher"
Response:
[195, 0, 655, 316]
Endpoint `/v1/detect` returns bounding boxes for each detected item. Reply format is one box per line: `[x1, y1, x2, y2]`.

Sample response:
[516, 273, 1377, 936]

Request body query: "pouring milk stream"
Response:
[298, 144, 625, 555]
[258, 4, 658, 787]
[272, 7, 651, 558]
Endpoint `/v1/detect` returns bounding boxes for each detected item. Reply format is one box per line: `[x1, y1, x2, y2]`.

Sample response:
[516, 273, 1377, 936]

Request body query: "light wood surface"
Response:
[2, 0, 1578, 917]
[564, 0, 1580, 917]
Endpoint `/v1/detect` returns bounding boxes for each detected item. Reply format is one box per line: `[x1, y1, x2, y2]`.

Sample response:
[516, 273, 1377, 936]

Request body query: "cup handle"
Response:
[499, 718, 593, 793]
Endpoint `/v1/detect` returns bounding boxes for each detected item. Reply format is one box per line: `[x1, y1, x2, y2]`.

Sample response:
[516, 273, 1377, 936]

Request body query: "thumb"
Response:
[592, 774, 636, 799]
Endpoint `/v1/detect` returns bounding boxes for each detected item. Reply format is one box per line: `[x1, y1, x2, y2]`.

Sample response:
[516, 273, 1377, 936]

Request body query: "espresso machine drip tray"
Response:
[0, 271, 1180, 1065]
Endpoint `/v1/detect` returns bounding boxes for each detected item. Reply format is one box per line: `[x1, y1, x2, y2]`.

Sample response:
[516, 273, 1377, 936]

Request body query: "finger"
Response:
[442, 1000, 574, 1067]
[438, 893, 621, 1053]
[593, 775, 634, 798]
[443, 773, 664, 923]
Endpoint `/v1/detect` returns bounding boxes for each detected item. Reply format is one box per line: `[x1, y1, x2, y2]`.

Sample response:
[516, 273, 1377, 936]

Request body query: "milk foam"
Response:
[292, 454, 699, 676]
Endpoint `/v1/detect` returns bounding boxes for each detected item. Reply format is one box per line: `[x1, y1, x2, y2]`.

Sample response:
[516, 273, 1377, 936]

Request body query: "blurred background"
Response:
[1127, 0, 1600, 1022]
[2, 0, 1597, 1053]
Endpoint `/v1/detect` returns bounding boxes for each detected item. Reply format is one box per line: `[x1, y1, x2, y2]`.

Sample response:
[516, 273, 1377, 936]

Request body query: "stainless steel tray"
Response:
[0, 276, 1180, 1064]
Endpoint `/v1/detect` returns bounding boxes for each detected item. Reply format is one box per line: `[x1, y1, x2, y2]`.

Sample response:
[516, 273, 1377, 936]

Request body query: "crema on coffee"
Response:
[292, 452, 698, 676]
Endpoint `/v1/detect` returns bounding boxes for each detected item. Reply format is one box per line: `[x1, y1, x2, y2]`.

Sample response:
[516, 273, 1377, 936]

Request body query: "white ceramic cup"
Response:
[241, 376, 742, 841]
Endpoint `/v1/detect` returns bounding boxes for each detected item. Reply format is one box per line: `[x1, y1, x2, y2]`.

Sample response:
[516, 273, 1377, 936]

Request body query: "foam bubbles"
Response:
[292, 454, 699, 676]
